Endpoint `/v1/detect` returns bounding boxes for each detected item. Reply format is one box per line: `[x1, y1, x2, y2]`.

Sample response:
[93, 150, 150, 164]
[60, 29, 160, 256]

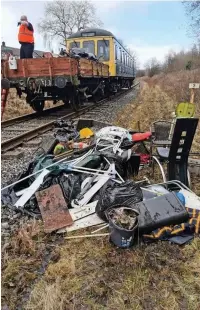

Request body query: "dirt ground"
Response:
[1, 75, 200, 310]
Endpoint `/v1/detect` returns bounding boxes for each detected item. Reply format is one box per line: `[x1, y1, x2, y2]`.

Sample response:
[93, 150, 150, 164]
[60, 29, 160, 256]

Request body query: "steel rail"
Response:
[1, 105, 68, 128]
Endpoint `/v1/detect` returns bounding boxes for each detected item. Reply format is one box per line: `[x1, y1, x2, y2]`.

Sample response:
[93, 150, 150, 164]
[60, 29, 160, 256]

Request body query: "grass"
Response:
[24, 237, 200, 310]
[2, 220, 200, 310]
[1, 70, 200, 310]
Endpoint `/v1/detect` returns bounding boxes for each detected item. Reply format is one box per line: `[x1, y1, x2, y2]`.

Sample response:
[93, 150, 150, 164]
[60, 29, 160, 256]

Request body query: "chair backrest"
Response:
[152, 120, 172, 142]
[168, 118, 199, 163]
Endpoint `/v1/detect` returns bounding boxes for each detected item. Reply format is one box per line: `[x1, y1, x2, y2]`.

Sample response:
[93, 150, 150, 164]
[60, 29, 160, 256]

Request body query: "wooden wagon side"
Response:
[2, 57, 79, 79]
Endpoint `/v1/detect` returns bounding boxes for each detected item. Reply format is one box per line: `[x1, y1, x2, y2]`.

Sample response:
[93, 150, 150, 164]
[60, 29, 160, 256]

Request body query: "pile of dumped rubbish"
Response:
[1, 118, 200, 248]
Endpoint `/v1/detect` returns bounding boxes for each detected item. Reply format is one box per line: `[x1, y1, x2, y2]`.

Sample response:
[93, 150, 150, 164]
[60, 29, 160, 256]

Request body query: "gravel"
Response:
[1, 88, 138, 245]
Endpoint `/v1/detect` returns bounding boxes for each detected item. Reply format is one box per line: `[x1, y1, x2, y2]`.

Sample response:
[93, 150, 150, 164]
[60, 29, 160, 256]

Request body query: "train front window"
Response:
[83, 41, 95, 54]
[97, 40, 110, 61]
[70, 41, 80, 48]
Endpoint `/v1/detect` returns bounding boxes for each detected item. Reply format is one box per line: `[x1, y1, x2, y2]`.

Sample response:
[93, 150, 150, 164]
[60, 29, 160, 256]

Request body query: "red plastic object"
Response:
[1, 88, 9, 119]
[140, 154, 150, 164]
[132, 131, 152, 142]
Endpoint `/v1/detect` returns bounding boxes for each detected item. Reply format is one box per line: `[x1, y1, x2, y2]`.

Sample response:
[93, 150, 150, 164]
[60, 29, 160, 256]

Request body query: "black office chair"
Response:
[152, 118, 199, 187]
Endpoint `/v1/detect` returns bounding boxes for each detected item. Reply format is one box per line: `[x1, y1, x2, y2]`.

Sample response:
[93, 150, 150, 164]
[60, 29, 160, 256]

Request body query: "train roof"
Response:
[68, 28, 114, 39]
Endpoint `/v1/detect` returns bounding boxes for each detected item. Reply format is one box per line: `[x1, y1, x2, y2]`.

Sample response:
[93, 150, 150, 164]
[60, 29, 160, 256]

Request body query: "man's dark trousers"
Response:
[20, 43, 34, 59]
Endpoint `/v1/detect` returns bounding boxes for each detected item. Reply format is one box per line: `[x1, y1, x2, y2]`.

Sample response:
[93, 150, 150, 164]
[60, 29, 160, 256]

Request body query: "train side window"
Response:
[115, 44, 118, 60]
[123, 51, 125, 65]
[97, 40, 110, 61]
[70, 41, 80, 48]
[83, 41, 95, 54]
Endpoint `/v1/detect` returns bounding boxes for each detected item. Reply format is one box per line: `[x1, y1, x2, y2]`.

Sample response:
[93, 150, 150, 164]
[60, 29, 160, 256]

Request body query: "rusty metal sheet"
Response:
[35, 184, 73, 233]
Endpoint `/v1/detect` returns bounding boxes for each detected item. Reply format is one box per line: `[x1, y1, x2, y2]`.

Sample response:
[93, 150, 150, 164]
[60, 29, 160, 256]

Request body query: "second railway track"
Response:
[1, 83, 140, 154]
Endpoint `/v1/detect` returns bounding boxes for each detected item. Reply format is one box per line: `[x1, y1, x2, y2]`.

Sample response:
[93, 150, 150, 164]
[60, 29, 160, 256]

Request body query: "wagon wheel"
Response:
[31, 100, 45, 113]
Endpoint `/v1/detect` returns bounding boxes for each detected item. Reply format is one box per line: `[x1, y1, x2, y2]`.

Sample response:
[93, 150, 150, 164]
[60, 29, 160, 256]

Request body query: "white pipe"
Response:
[152, 156, 167, 183]
[65, 233, 109, 239]
[91, 224, 109, 234]
[65, 168, 114, 178]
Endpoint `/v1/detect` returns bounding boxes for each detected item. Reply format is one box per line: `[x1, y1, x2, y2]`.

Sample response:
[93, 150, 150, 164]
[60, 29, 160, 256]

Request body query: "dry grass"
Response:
[25, 237, 200, 310]
[2, 218, 200, 310]
[1, 220, 59, 309]
[2, 89, 64, 121]
[146, 69, 200, 106]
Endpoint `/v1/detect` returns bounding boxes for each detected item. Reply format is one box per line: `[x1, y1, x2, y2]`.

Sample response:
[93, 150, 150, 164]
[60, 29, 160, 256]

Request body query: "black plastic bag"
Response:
[96, 180, 143, 221]
[59, 173, 86, 207]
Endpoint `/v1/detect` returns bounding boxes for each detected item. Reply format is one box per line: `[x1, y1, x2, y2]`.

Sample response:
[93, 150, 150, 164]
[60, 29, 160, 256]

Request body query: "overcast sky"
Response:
[1, 0, 194, 68]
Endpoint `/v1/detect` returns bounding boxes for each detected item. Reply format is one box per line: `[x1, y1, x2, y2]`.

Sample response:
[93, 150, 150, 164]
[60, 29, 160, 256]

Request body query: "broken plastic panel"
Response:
[15, 169, 50, 208]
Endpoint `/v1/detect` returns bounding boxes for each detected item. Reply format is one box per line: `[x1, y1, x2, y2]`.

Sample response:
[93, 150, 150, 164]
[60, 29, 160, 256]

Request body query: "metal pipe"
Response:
[152, 156, 167, 183]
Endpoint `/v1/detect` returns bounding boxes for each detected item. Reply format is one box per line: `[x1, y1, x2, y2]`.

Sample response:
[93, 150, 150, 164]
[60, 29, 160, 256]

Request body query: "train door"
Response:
[97, 37, 114, 76]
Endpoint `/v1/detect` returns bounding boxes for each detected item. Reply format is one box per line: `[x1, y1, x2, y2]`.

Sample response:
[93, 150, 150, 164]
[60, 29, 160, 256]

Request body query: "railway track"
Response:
[1, 104, 68, 128]
[1, 83, 140, 153]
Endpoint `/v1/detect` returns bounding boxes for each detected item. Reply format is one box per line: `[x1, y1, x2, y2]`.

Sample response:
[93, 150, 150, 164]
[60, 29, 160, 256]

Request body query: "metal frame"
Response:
[151, 155, 191, 188]
[150, 120, 173, 158]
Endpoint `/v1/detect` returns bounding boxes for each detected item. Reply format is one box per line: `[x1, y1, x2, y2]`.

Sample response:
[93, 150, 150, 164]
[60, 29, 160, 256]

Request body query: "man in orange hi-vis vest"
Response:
[18, 15, 34, 59]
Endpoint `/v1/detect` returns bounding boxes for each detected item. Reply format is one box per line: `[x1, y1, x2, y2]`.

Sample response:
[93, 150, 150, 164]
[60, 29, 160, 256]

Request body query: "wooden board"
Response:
[35, 184, 73, 233]
[79, 59, 93, 77]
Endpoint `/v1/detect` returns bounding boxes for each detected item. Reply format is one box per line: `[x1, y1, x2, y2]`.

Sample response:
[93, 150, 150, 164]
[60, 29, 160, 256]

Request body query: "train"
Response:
[66, 28, 136, 89]
[1, 28, 136, 113]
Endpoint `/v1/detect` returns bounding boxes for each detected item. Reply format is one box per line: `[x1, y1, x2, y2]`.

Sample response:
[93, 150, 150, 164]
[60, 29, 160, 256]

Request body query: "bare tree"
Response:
[183, 1, 200, 41]
[145, 58, 161, 77]
[136, 69, 145, 77]
[38, 1, 103, 47]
